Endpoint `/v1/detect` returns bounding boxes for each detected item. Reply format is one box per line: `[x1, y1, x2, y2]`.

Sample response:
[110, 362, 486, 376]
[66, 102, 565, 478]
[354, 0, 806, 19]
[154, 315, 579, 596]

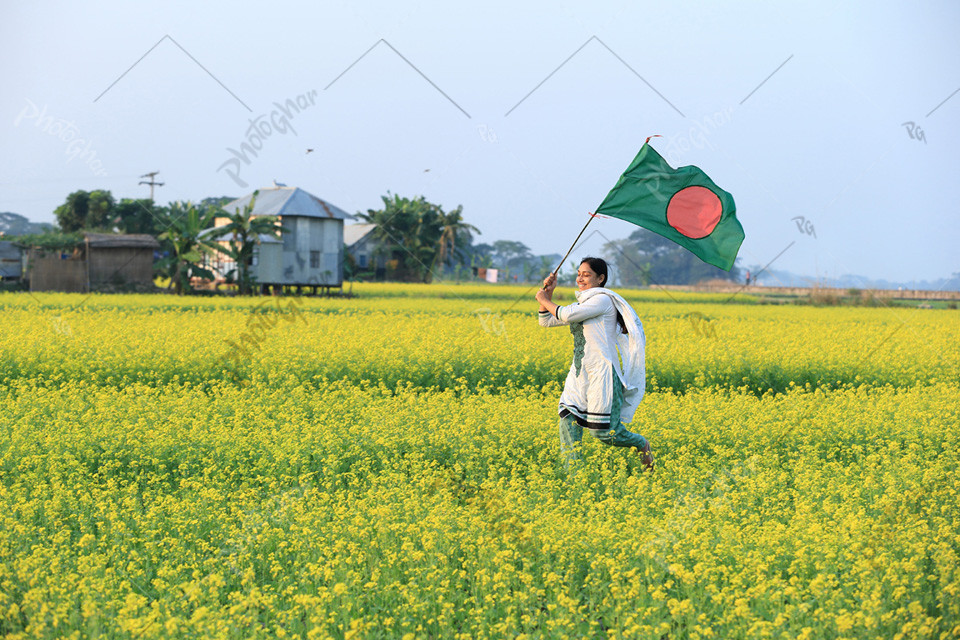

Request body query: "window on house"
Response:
[310, 251, 320, 268]
[359, 254, 368, 268]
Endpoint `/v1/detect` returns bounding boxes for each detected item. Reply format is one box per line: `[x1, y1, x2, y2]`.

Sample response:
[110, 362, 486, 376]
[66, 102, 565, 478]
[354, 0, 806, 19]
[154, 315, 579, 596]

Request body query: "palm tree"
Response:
[156, 202, 219, 295]
[208, 191, 286, 295]
[434, 205, 479, 276]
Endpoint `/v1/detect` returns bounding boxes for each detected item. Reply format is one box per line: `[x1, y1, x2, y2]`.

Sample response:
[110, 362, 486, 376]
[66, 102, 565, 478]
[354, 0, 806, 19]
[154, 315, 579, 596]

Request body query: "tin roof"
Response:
[223, 186, 352, 221]
[84, 233, 160, 249]
[198, 228, 282, 244]
[343, 223, 377, 247]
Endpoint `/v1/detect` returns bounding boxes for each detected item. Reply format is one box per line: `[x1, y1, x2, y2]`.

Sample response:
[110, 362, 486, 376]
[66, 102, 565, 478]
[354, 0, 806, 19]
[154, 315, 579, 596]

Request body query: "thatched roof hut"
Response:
[26, 233, 159, 293]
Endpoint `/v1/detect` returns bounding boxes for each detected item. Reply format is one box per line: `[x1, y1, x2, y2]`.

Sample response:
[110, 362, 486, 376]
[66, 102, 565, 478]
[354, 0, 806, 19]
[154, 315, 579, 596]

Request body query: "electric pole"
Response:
[139, 171, 164, 201]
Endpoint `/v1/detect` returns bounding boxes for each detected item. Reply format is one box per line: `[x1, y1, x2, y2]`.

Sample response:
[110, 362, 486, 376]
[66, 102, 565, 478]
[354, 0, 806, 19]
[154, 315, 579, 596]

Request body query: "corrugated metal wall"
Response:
[0, 242, 22, 279]
[272, 217, 343, 286]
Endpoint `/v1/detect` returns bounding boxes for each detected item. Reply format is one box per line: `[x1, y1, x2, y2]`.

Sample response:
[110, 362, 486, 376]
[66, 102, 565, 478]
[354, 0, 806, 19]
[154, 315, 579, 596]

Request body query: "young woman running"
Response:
[535, 257, 654, 471]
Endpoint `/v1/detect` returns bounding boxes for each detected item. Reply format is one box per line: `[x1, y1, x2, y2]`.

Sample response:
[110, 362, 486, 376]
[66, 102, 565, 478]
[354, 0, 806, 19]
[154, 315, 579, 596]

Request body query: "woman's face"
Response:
[576, 262, 604, 291]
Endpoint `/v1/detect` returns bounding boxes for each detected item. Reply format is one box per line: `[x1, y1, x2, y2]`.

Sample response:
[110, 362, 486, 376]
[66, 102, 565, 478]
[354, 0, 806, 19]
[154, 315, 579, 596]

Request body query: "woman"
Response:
[535, 257, 654, 471]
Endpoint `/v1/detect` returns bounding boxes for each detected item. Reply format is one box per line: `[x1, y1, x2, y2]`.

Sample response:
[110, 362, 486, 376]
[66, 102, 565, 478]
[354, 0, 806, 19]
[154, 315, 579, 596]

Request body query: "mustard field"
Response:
[1, 284, 958, 639]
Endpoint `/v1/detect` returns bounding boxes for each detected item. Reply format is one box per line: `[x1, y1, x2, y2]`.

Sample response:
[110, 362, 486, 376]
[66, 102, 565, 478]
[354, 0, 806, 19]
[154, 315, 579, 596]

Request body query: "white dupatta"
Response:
[574, 287, 647, 422]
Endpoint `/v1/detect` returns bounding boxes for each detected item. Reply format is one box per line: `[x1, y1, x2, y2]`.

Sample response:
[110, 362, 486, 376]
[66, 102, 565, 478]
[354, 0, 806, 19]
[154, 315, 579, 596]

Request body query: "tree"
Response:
[114, 198, 168, 235]
[435, 205, 480, 275]
[156, 202, 219, 295]
[469, 243, 495, 269]
[357, 193, 471, 283]
[54, 190, 115, 232]
[602, 238, 651, 287]
[605, 228, 740, 286]
[492, 240, 531, 278]
[209, 191, 286, 295]
[55, 191, 88, 231]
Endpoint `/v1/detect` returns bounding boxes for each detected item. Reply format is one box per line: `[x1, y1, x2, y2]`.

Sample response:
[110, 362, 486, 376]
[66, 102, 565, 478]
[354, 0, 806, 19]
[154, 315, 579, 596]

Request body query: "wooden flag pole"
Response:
[540, 136, 664, 290]
[542, 213, 597, 289]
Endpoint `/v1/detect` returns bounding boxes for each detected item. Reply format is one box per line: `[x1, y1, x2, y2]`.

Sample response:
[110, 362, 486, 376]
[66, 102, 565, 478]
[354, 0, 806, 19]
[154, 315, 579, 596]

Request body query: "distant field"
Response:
[1, 285, 958, 639]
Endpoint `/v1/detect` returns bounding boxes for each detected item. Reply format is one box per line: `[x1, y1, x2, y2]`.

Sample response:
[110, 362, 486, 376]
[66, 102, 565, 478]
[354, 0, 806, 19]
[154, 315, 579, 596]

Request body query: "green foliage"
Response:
[113, 198, 168, 235]
[11, 230, 84, 253]
[54, 190, 116, 232]
[156, 202, 220, 295]
[208, 191, 285, 295]
[52, 190, 190, 236]
[357, 193, 475, 283]
[602, 238, 652, 286]
[436, 205, 480, 274]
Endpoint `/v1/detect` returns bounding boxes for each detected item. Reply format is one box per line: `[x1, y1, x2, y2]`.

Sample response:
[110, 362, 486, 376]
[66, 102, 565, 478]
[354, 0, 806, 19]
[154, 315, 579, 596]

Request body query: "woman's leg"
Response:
[592, 423, 654, 471]
[592, 366, 654, 469]
[558, 414, 583, 468]
[599, 422, 648, 450]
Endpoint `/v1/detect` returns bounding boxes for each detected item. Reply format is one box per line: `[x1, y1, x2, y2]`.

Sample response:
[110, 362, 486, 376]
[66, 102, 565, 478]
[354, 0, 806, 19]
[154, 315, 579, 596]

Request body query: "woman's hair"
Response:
[580, 256, 608, 287]
[580, 256, 627, 334]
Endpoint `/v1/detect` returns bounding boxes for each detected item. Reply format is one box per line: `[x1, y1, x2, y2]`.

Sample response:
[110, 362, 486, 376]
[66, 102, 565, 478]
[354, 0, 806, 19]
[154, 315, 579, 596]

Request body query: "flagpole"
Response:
[542, 213, 597, 289]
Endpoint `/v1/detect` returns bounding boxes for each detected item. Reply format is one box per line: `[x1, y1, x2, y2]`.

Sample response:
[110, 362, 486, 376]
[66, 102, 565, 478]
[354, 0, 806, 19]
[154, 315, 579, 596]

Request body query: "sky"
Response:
[1, 0, 958, 284]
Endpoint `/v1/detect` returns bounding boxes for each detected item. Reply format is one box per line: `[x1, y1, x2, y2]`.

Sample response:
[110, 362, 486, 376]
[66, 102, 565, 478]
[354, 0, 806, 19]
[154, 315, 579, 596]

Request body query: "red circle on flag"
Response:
[666, 186, 722, 239]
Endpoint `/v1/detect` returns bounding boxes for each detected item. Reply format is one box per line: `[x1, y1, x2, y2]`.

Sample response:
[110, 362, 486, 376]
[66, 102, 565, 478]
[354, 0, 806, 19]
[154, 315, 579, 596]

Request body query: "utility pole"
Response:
[139, 171, 164, 201]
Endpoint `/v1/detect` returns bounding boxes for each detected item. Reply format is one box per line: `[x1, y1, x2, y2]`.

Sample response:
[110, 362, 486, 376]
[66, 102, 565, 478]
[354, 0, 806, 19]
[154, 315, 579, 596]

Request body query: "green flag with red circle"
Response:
[595, 138, 744, 271]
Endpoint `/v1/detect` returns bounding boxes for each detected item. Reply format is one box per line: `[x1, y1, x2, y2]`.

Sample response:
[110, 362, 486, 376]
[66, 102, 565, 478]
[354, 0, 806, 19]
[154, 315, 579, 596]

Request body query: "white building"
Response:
[343, 223, 379, 271]
[211, 185, 352, 292]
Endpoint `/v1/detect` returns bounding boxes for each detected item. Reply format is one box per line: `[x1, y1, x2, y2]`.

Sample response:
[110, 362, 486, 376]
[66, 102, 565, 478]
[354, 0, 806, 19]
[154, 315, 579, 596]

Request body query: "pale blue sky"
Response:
[1, 0, 957, 283]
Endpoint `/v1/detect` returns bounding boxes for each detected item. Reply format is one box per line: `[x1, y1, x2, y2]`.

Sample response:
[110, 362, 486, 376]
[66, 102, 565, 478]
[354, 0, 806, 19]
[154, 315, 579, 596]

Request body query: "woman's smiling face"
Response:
[576, 262, 604, 291]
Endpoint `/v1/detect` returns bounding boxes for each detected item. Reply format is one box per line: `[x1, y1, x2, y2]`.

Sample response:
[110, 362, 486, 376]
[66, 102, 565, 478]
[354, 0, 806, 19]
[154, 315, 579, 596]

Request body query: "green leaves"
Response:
[206, 191, 285, 295]
[155, 201, 219, 295]
[53, 189, 116, 232]
[357, 193, 475, 283]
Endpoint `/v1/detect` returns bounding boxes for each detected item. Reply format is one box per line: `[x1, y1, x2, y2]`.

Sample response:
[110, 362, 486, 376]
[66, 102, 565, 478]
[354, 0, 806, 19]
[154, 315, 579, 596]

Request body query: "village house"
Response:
[0, 240, 23, 281]
[343, 223, 387, 278]
[207, 184, 351, 294]
[23, 233, 159, 293]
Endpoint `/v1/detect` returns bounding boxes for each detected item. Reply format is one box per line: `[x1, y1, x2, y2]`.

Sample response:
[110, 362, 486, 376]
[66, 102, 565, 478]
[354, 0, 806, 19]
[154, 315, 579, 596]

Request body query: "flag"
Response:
[595, 139, 744, 271]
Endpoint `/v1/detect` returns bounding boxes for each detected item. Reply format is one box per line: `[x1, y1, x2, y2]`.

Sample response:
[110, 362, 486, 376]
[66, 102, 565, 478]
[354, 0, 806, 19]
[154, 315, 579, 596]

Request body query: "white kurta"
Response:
[539, 287, 646, 429]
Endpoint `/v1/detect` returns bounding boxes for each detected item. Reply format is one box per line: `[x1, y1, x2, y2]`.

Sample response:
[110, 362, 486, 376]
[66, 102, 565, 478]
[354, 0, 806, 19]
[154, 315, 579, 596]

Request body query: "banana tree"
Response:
[156, 202, 219, 295]
[208, 191, 286, 295]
